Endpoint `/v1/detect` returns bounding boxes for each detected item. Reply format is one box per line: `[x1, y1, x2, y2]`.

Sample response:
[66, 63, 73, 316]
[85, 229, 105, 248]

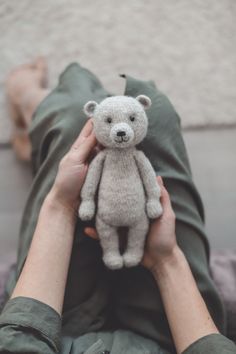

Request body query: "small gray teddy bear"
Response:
[78, 95, 163, 270]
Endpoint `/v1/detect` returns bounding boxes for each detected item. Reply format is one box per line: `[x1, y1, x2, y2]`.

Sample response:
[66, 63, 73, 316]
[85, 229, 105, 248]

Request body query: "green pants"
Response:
[1, 63, 235, 354]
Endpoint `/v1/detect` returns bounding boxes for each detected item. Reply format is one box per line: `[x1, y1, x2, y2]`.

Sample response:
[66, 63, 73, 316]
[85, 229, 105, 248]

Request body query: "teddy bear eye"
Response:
[106, 117, 112, 123]
[129, 115, 135, 122]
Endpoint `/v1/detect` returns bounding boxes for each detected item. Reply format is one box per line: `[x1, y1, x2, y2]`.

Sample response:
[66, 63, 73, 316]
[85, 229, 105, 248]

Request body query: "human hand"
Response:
[142, 176, 177, 272]
[50, 119, 101, 212]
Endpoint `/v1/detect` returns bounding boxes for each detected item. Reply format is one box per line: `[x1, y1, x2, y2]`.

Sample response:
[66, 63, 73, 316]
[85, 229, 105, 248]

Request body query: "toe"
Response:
[34, 56, 47, 72]
[34, 56, 48, 88]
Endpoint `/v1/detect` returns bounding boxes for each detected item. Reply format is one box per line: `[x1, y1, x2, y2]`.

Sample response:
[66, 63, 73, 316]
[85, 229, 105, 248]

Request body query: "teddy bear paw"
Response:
[78, 200, 95, 220]
[123, 252, 143, 268]
[146, 200, 163, 219]
[103, 253, 123, 270]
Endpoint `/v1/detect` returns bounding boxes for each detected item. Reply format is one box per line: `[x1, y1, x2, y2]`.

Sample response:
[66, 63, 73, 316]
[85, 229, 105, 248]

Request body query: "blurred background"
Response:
[0, 0, 236, 265]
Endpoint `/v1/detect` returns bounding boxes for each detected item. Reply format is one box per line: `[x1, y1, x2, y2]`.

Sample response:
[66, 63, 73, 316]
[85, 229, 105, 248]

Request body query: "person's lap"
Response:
[5, 63, 225, 353]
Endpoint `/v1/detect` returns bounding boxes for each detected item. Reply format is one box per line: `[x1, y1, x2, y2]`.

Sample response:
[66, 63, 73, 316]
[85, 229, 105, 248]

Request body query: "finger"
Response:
[87, 145, 102, 164]
[157, 175, 164, 186]
[94, 144, 103, 154]
[97, 142, 104, 150]
[77, 133, 97, 163]
[159, 183, 173, 214]
[71, 119, 94, 150]
[90, 144, 102, 158]
[84, 227, 99, 240]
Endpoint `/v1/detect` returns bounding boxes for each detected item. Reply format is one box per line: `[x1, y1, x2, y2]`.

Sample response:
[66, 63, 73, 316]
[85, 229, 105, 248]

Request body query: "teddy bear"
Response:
[78, 95, 163, 270]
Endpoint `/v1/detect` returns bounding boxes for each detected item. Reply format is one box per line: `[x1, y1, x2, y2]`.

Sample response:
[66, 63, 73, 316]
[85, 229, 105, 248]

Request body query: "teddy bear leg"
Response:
[96, 215, 123, 270]
[123, 215, 149, 268]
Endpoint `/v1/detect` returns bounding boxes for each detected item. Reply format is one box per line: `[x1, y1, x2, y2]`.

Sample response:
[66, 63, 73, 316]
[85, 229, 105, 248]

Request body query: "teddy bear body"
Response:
[98, 148, 146, 227]
[79, 95, 162, 269]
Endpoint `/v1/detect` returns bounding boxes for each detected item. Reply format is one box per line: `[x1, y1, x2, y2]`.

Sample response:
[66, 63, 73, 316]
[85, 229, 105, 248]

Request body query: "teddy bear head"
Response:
[83, 95, 151, 149]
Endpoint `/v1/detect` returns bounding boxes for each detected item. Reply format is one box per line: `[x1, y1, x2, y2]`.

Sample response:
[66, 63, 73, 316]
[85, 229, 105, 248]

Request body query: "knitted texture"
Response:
[79, 95, 162, 269]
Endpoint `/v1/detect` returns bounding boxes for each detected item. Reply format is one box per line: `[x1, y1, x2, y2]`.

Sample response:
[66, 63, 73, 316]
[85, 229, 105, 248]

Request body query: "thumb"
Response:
[156, 176, 173, 213]
[76, 133, 97, 163]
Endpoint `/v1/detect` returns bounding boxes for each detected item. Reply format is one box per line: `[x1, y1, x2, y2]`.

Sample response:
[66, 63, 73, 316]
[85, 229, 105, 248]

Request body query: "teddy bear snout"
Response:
[110, 122, 134, 146]
[116, 131, 126, 137]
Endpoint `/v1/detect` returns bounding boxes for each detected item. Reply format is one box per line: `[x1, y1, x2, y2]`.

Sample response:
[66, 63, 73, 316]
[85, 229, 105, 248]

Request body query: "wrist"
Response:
[151, 246, 185, 279]
[44, 187, 79, 220]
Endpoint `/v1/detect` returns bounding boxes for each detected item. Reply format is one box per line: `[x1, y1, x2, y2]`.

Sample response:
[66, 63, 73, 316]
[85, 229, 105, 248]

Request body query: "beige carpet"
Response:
[0, 0, 236, 143]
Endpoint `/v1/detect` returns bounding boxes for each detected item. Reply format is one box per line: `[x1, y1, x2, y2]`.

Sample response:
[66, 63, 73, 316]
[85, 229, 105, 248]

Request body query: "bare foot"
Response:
[6, 57, 48, 127]
[6, 57, 48, 161]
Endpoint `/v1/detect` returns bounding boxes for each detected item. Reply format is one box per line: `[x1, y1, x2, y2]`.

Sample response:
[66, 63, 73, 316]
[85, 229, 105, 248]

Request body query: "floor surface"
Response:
[1, 0, 236, 142]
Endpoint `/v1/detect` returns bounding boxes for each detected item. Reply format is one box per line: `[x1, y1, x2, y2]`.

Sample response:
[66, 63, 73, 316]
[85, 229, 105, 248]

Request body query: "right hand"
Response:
[50, 119, 101, 212]
[141, 176, 178, 272]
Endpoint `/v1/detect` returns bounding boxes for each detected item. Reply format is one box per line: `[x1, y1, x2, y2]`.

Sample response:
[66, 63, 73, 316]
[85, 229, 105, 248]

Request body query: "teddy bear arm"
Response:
[134, 150, 160, 198]
[80, 150, 106, 201]
[79, 151, 106, 220]
[134, 151, 162, 218]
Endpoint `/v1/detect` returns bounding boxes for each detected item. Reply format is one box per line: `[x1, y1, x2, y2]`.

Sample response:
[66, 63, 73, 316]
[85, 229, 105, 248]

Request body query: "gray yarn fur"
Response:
[78, 95, 162, 269]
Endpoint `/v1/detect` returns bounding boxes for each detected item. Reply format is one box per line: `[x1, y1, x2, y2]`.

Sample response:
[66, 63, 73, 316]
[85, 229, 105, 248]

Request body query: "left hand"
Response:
[141, 177, 177, 271]
[50, 119, 101, 212]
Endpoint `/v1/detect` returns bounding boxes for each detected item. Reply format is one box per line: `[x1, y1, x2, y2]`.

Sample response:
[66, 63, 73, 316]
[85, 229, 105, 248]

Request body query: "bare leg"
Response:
[123, 215, 149, 267]
[96, 215, 123, 270]
[5, 57, 50, 161]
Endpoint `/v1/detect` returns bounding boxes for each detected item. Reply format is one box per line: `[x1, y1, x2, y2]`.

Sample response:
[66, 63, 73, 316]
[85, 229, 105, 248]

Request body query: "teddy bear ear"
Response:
[135, 95, 152, 110]
[83, 101, 98, 117]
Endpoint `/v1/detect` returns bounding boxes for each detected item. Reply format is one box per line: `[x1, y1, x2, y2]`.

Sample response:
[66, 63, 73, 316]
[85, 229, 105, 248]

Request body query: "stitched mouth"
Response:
[114, 136, 129, 143]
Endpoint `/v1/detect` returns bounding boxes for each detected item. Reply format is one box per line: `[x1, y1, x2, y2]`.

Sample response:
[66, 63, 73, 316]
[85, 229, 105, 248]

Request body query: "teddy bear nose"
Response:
[117, 131, 126, 137]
